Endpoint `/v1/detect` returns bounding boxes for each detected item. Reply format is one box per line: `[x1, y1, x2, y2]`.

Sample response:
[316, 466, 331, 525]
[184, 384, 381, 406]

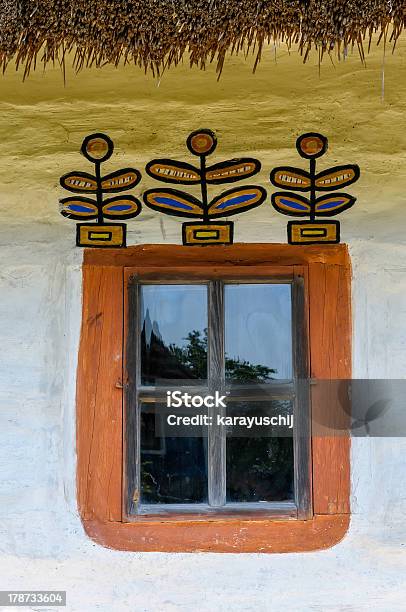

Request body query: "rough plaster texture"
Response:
[0, 40, 405, 611]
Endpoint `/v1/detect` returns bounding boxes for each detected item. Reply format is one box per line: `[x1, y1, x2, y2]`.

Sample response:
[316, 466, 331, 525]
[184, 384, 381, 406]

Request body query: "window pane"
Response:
[225, 283, 292, 382]
[140, 403, 208, 504]
[140, 284, 207, 385]
[226, 400, 294, 503]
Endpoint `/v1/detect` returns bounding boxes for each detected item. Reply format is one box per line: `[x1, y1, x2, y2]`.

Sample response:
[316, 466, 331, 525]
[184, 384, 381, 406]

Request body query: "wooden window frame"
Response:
[125, 273, 310, 520]
[77, 244, 351, 553]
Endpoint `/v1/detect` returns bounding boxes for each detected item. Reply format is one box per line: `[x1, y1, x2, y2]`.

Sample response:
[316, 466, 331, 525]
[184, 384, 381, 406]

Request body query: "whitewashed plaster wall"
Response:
[0, 40, 405, 611]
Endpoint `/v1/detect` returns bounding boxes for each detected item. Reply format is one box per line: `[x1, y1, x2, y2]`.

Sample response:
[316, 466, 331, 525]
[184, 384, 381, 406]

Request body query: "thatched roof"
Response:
[0, 1, 404, 77]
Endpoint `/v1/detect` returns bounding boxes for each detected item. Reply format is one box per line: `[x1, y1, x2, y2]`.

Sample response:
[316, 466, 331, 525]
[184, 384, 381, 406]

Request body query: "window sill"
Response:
[125, 501, 297, 521]
[82, 514, 350, 553]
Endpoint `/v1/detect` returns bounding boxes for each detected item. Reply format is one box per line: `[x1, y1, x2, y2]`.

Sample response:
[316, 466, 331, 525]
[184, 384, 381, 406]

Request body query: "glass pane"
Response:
[140, 403, 208, 504]
[226, 400, 294, 502]
[225, 283, 292, 382]
[140, 284, 207, 385]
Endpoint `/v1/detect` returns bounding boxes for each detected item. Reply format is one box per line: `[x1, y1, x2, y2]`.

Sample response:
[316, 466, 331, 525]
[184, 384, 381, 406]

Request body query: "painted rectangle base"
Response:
[182, 221, 233, 245]
[288, 220, 340, 245]
[76, 223, 126, 248]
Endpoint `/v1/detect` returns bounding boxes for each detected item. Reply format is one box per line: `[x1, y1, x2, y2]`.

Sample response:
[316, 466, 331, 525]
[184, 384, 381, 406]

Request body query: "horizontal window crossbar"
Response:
[137, 381, 296, 403]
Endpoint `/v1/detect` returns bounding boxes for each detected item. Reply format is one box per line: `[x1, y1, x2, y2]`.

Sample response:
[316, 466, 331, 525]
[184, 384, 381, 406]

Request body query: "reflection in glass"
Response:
[140, 284, 207, 385]
[226, 400, 294, 502]
[140, 404, 208, 504]
[225, 283, 292, 382]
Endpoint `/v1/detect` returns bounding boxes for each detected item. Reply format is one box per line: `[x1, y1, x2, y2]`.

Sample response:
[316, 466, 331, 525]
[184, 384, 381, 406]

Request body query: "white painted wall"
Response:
[0, 43, 405, 611]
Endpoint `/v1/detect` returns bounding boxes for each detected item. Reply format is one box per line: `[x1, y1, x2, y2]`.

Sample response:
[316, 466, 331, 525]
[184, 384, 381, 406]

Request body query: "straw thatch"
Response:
[0, 1, 404, 76]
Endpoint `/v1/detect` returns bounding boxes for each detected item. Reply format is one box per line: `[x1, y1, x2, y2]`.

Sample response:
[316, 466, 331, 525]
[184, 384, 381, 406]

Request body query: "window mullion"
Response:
[207, 280, 226, 507]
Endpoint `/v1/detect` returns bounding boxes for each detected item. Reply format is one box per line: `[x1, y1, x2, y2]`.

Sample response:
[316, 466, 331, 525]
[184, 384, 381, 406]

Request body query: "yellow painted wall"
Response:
[0, 37, 404, 246]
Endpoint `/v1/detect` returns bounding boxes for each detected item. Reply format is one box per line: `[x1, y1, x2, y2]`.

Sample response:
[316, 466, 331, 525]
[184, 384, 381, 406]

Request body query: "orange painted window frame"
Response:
[77, 244, 351, 553]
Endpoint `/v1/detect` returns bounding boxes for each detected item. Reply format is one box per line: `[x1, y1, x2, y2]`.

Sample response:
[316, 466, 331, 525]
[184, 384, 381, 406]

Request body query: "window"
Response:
[77, 244, 351, 552]
[125, 278, 310, 519]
